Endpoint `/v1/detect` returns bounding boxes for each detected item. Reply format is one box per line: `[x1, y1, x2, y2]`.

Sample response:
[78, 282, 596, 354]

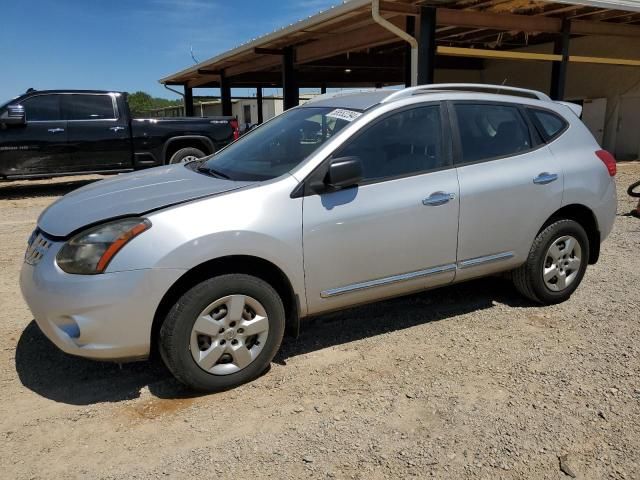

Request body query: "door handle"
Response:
[533, 172, 558, 185]
[109, 126, 125, 132]
[422, 191, 456, 206]
[47, 128, 65, 133]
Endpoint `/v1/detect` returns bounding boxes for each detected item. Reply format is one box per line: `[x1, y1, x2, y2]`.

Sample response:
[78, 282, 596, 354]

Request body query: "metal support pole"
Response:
[184, 86, 194, 117]
[418, 6, 437, 85]
[220, 72, 232, 117]
[320, 83, 327, 94]
[256, 87, 263, 124]
[405, 16, 415, 88]
[550, 19, 571, 101]
[282, 46, 299, 110]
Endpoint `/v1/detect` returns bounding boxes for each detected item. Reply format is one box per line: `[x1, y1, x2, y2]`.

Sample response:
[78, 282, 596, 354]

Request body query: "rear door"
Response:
[1, 94, 70, 175]
[450, 101, 563, 281]
[63, 93, 131, 171]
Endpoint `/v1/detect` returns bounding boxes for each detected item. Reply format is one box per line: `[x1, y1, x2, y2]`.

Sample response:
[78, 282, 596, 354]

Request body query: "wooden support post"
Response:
[418, 6, 437, 85]
[184, 86, 194, 117]
[220, 71, 232, 117]
[551, 19, 571, 101]
[256, 87, 263, 124]
[282, 46, 299, 110]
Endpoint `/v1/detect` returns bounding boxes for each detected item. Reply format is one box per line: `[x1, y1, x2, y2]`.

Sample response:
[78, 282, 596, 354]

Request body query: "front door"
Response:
[302, 104, 460, 314]
[63, 93, 131, 171]
[0, 93, 70, 176]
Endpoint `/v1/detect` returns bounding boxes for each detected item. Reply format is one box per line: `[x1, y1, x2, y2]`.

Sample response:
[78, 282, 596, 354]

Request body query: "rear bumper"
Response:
[19, 243, 184, 361]
[596, 178, 617, 242]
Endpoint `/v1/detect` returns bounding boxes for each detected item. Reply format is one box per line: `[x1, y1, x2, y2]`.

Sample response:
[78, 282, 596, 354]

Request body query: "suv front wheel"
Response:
[513, 219, 590, 304]
[159, 274, 285, 391]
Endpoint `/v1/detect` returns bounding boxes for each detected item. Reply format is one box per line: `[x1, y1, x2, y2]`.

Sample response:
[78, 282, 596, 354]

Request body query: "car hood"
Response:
[38, 164, 254, 237]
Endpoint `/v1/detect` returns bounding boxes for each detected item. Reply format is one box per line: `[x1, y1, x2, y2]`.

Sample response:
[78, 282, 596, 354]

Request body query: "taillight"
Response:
[230, 119, 239, 140]
[596, 150, 616, 176]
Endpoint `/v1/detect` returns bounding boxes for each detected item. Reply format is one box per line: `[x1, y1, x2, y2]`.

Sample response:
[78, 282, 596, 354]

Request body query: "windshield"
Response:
[198, 106, 359, 181]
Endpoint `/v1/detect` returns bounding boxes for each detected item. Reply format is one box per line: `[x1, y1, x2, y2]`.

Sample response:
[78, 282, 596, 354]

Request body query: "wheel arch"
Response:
[162, 136, 214, 164]
[539, 204, 600, 265]
[150, 255, 300, 358]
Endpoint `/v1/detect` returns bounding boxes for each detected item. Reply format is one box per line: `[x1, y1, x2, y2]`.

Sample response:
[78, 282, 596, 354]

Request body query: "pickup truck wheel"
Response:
[168, 147, 206, 164]
[512, 219, 589, 305]
[159, 274, 285, 392]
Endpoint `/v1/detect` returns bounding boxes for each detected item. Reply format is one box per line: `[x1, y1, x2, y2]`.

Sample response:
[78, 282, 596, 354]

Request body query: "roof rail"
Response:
[381, 83, 551, 103]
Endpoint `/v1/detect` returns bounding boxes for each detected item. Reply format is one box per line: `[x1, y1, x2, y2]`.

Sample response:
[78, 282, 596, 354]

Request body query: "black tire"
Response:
[168, 147, 206, 164]
[159, 274, 285, 392]
[512, 219, 590, 305]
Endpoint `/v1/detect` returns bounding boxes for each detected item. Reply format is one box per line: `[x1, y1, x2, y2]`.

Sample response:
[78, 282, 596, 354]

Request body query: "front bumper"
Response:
[19, 241, 185, 361]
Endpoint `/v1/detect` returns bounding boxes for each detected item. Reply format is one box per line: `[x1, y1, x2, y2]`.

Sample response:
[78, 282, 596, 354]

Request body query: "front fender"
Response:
[107, 175, 306, 313]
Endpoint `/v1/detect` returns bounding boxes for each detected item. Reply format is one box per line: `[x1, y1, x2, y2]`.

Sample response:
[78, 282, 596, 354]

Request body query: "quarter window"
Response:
[528, 109, 567, 141]
[21, 95, 62, 121]
[335, 105, 445, 182]
[64, 95, 115, 120]
[453, 103, 532, 164]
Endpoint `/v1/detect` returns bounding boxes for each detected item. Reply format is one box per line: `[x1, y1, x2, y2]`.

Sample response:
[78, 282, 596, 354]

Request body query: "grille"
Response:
[24, 230, 52, 266]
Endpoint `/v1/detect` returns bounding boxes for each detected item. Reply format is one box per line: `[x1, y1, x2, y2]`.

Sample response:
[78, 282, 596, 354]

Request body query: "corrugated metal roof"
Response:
[556, 0, 640, 12]
[160, 0, 640, 86]
[159, 0, 371, 84]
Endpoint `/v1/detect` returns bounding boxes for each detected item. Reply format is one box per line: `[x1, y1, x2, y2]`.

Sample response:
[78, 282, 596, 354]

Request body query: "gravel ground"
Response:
[0, 165, 639, 480]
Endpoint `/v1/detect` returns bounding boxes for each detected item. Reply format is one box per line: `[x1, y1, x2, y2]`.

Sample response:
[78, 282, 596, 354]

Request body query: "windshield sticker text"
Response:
[326, 109, 362, 122]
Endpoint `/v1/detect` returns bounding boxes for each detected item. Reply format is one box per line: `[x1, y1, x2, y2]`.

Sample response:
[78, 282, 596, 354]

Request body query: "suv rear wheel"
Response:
[159, 274, 285, 391]
[513, 219, 589, 304]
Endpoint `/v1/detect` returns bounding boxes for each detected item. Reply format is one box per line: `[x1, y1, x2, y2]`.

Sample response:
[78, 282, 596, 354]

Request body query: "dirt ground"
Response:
[0, 165, 639, 480]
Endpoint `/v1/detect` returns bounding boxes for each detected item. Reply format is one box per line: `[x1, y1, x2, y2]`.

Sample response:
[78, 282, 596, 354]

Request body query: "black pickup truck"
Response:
[0, 89, 239, 179]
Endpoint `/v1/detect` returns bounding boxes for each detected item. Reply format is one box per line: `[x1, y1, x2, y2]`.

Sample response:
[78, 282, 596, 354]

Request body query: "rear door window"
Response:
[453, 103, 532, 164]
[21, 95, 62, 121]
[64, 94, 116, 120]
[528, 108, 568, 141]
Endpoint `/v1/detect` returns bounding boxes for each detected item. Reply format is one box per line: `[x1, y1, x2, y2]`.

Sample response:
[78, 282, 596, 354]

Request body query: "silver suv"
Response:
[20, 84, 617, 391]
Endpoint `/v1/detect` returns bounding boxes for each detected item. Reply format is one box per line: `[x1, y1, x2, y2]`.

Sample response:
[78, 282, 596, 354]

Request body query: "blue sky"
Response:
[1, 0, 340, 102]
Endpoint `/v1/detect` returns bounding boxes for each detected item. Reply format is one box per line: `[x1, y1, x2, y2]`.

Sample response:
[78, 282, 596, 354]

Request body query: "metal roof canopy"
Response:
[160, 0, 640, 89]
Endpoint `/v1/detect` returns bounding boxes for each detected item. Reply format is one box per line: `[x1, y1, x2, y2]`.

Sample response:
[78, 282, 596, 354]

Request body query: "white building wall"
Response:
[479, 35, 640, 157]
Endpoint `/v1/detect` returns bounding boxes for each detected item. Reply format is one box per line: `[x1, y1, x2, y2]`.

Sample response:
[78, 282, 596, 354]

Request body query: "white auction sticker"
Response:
[326, 108, 362, 122]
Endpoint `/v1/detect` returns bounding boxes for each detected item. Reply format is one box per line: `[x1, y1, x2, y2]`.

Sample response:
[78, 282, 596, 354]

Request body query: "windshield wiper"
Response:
[197, 165, 232, 180]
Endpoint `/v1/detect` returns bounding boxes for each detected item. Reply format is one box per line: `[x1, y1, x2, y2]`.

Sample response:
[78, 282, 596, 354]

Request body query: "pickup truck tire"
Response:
[168, 147, 206, 164]
[159, 274, 286, 392]
[512, 219, 589, 305]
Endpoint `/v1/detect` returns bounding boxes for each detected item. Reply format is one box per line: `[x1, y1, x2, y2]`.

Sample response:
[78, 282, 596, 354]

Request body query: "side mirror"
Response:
[0, 105, 26, 126]
[325, 156, 363, 189]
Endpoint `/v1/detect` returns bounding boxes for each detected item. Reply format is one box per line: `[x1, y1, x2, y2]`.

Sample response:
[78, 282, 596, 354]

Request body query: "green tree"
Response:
[127, 91, 182, 116]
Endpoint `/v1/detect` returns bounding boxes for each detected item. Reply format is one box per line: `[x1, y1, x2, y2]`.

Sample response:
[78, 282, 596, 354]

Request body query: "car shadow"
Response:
[0, 178, 102, 200]
[15, 276, 534, 405]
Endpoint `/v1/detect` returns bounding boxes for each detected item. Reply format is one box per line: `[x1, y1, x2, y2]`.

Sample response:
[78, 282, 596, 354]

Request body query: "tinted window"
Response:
[454, 104, 532, 164]
[199, 106, 354, 181]
[65, 95, 115, 120]
[529, 109, 567, 140]
[336, 105, 444, 182]
[21, 95, 62, 121]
